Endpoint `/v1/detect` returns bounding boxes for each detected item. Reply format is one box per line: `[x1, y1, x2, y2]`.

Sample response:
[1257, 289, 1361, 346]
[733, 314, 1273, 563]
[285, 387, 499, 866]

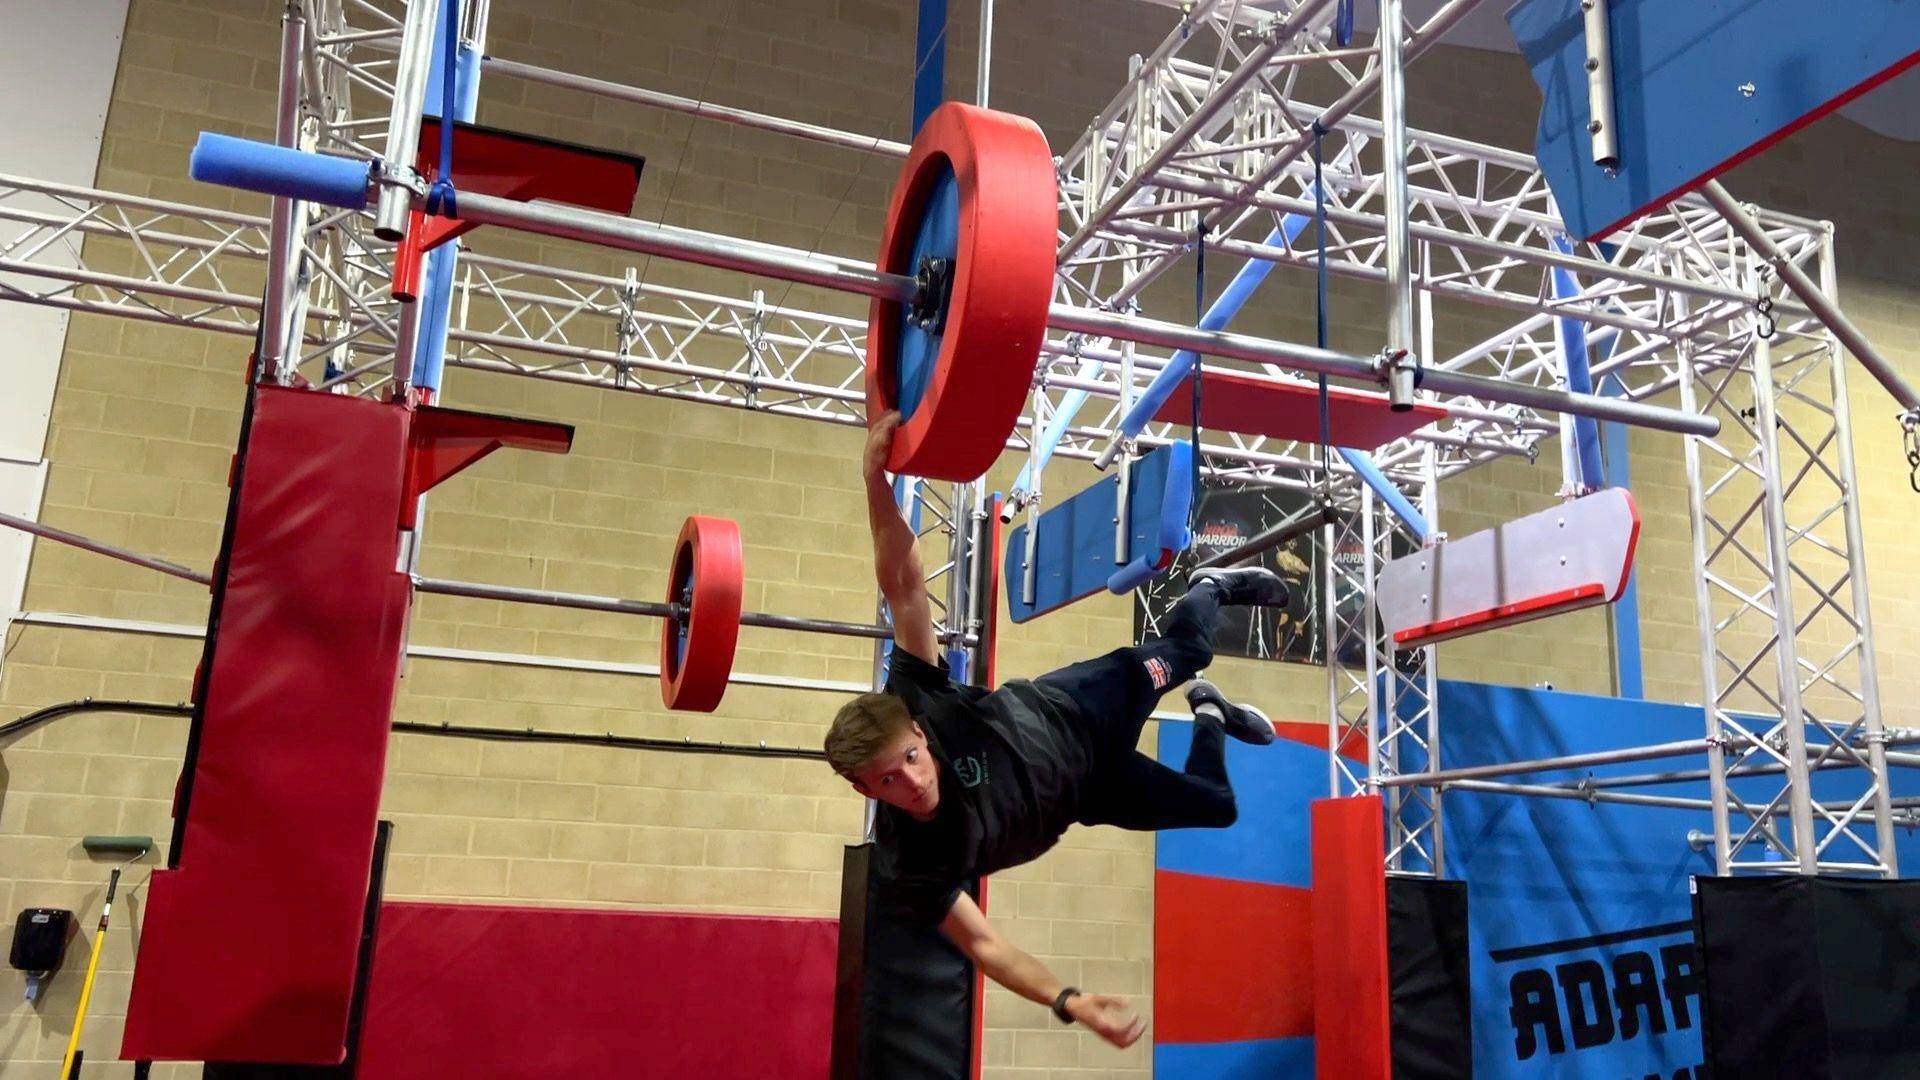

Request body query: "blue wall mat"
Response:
[1507, 0, 1920, 239]
[1004, 440, 1193, 623]
[1439, 680, 1920, 1078]
[1154, 1035, 1314, 1077]
[1155, 720, 1325, 889]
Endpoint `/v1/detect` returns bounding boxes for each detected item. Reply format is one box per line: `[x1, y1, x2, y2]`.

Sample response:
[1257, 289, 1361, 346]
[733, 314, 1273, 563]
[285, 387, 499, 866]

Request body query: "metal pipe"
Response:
[1700, 180, 1920, 415]
[975, 0, 993, 107]
[1376, 0, 1417, 408]
[374, 0, 441, 240]
[1823, 240, 1899, 874]
[1581, 0, 1618, 168]
[0, 511, 211, 586]
[1679, 321, 1735, 875]
[1377, 738, 1710, 788]
[1751, 329, 1820, 874]
[1415, 364, 1718, 436]
[480, 56, 911, 158]
[259, 2, 307, 384]
[1194, 502, 1334, 570]
[411, 575, 937, 643]
[454, 190, 919, 302]
[1446, 779, 1713, 812]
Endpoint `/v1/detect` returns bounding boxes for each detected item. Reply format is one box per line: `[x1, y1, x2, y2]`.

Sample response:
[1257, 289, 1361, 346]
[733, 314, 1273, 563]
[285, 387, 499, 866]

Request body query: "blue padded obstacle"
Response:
[1004, 440, 1193, 623]
[1509, 0, 1920, 240]
[190, 133, 373, 211]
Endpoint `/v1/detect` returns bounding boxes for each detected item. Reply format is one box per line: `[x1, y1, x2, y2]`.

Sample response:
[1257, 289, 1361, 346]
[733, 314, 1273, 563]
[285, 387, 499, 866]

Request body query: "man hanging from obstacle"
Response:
[824, 411, 1284, 1049]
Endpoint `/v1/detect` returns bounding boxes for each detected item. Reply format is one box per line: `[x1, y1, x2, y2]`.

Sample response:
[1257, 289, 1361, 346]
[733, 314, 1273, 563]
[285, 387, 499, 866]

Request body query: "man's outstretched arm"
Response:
[939, 891, 1146, 1050]
[864, 411, 940, 666]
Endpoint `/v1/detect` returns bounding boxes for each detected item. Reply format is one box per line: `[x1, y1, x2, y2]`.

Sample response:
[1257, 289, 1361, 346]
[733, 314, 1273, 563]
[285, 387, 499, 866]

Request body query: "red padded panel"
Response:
[357, 902, 839, 1079]
[123, 387, 413, 1063]
[1151, 370, 1447, 447]
[1155, 870, 1314, 1043]
[1310, 797, 1390, 1080]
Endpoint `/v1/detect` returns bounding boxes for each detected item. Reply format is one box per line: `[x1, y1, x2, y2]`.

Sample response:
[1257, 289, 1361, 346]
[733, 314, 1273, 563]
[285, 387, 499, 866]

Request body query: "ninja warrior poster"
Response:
[1135, 482, 1323, 664]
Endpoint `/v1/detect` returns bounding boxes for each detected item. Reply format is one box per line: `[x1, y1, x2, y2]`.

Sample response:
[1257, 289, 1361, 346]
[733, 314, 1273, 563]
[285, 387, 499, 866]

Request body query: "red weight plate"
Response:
[867, 103, 1057, 481]
[660, 515, 742, 712]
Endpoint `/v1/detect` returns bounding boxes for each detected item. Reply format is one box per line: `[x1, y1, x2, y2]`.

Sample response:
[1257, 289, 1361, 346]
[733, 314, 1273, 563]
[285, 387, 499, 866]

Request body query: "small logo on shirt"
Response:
[954, 756, 989, 788]
[1144, 656, 1173, 690]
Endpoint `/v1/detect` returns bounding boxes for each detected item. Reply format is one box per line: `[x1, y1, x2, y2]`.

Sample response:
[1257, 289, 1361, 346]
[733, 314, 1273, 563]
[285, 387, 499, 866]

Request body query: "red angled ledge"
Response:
[403, 405, 574, 527]
[396, 119, 646, 300]
[1391, 582, 1607, 648]
[1151, 368, 1448, 447]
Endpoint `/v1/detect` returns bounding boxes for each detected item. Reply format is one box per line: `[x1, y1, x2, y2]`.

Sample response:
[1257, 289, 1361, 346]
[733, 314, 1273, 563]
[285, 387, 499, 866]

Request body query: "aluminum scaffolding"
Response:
[0, 0, 1903, 877]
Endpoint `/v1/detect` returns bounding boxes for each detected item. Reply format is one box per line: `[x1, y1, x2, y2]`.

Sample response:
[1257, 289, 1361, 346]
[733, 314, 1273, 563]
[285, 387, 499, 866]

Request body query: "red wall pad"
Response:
[123, 388, 570, 1064]
[356, 903, 839, 1079]
[1310, 796, 1390, 1080]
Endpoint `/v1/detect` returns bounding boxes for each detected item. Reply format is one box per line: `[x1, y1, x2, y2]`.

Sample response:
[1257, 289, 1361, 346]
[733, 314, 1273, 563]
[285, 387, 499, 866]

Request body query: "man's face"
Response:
[848, 722, 941, 820]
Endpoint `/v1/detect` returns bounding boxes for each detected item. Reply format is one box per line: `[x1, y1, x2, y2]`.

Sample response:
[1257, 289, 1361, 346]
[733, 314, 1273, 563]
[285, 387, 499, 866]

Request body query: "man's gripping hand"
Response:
[1066, 992, 1147, 1049]
[864, 410, 903, 482]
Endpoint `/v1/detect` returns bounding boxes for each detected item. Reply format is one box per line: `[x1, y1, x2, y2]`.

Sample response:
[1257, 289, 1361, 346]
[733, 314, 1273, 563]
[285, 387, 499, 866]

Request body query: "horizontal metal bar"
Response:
[1378, 737, 1711, 788]
[11, 610, 876, 694]
[453, 191, 918, 303]
[1444, 778, 1713, 811]
[1194, 502, 1335, 570]
[1052, 305, 1719, 436]
[0, 510, 211, 586]
[412, 575, 913, 643]
[482, 55, 911, 158]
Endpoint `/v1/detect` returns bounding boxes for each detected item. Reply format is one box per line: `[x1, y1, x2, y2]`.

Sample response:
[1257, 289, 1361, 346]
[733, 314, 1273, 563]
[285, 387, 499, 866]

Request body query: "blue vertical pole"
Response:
[1550, 236, 1606, 490]
[411, 1, 481, 396]
[1600, 375, 1643, 699]
[912, 0, 947, 135]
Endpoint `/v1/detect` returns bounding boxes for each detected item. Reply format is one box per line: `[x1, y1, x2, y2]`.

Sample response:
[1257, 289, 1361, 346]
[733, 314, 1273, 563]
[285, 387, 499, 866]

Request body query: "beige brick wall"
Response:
[6, 2, 1920, 1077]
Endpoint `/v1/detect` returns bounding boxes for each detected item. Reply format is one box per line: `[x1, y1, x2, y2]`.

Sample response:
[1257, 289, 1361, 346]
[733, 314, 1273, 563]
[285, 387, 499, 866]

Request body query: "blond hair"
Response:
[824, 692, 913, 775]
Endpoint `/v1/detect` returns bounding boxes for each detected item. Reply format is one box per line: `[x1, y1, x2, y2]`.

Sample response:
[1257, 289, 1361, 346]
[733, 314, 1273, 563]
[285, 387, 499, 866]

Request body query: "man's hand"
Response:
[1068, 993, 1147, 1049]
[865, 410, 903, 482]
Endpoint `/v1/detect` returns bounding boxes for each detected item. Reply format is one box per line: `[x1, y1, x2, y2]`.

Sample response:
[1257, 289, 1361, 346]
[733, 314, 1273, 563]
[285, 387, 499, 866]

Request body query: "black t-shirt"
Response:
[871, 647, 1090, 924]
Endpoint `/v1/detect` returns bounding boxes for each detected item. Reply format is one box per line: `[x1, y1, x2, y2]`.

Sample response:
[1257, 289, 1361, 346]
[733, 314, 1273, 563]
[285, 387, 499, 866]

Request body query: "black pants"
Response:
[1034, 580, 1236, 832]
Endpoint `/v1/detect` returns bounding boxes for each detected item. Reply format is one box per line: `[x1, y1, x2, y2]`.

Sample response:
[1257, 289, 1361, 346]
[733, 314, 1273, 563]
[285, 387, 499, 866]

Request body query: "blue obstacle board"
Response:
[1508, 0, 1920, 239]
[1441, 681, 1920, 1078]
[1004, 440, 1193, 623]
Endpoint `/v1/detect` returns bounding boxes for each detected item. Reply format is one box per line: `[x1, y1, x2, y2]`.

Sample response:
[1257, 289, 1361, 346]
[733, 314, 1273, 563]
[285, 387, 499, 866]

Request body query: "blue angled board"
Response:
[1509, 0, 1920, 240]
[1004, 441, 1193, 623]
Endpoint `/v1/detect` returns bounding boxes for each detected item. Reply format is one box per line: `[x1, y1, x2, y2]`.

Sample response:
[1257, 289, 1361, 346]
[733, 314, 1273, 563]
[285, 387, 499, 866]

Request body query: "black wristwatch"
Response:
[1052, 986, 1080, 1024]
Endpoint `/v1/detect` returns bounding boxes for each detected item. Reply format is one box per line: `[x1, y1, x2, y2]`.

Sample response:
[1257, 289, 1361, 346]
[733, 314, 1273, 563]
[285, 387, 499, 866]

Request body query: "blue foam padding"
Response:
[1005, 440, 1194, 623]
[894, 166, 957, 421]
[1154, 1035, 1313, 1078]
[1335, 446, 1429, 543]
[1155, 719, 1320, 889]
[1508, 0, 1920, 239]
[190, 133, 371, 210]
[1105, 556, 1158, 595]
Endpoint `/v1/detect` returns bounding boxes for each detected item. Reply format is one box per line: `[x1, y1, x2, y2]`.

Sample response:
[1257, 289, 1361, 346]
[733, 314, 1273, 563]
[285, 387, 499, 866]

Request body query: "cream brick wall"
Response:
[7, 2, 1920, 1078]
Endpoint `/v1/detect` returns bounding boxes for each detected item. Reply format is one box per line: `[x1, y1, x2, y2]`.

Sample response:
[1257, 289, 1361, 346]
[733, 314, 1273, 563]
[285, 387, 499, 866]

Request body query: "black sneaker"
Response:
[1187, 566, 1288, 608]
[1186, 680, 1277, 746]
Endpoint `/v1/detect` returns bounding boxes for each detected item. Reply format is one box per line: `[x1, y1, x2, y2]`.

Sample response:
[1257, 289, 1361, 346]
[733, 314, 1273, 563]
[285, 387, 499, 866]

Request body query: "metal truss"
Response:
[1680, 242, 1896, 877]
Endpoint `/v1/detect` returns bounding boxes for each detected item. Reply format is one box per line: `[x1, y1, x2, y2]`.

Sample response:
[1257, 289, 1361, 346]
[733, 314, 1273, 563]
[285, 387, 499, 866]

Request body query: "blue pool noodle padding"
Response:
[1508, 0, 1920, 240]
[190, 133, 372, 211]
[1005, 440, 1194, 623]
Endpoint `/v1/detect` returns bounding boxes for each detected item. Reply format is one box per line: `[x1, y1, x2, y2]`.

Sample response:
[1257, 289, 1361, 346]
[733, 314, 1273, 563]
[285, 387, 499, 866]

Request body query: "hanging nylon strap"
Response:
[1313, 123, 1333, 501]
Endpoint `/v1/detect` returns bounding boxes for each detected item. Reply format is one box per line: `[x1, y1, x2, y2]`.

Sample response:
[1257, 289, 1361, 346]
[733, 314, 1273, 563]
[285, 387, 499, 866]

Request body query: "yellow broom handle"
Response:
[59, 867, 120, 1080]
